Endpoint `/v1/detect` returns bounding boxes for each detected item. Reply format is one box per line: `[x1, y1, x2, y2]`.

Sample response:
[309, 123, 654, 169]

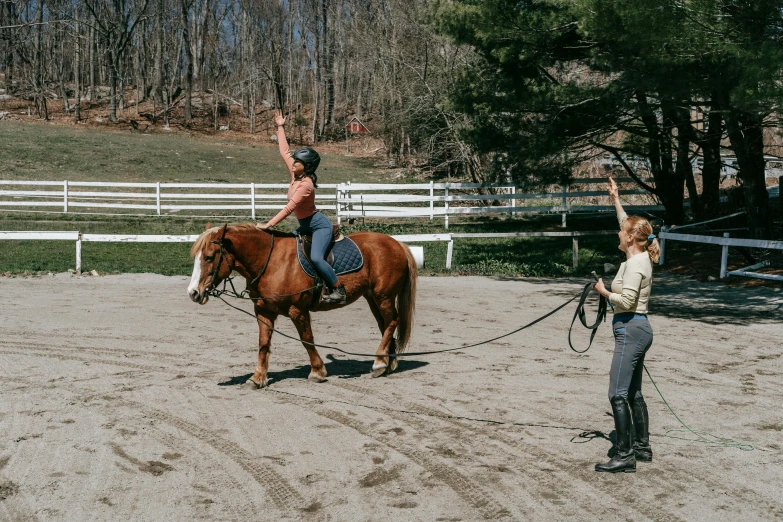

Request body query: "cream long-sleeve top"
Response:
[609, 211, 653, 314]
[609, 253, 653, 314]
[267, 126, 317, 227]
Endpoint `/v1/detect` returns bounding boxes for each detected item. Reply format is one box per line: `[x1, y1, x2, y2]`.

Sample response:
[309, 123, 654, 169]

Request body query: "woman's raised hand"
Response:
[607, 177, 619, 202]
[273, 110, 286, 127]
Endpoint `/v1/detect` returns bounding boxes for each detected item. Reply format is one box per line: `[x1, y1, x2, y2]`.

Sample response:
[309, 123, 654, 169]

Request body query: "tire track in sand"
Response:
[0, 339, 215, 369]
[333, 379, 783, 521]
[124, 401, 307, 514]
[321, 380, 688, 522]
[272, 391, 512, 520]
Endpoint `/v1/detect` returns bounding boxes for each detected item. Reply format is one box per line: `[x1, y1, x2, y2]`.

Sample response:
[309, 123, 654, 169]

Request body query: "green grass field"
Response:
[0, 120, 386, 183]
[0, 121, 625, 277]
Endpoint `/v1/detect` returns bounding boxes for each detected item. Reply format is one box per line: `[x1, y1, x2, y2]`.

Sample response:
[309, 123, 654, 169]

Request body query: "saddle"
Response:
[297, 224, 343, 267]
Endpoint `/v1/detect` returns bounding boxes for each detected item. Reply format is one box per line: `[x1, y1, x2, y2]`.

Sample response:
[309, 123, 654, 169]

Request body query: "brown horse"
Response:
[187, 223, 417, 388]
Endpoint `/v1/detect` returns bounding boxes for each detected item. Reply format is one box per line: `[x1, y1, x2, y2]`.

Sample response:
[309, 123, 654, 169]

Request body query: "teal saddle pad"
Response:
[296, 236, 364, 279]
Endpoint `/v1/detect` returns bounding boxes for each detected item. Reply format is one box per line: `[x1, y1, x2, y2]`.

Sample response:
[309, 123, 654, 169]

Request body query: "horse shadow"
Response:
[217, 354, 429, 387]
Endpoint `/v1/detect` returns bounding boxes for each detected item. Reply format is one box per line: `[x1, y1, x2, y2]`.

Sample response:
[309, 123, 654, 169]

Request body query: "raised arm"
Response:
[274, 110, 295, 181]
[608, 176, 627, 226]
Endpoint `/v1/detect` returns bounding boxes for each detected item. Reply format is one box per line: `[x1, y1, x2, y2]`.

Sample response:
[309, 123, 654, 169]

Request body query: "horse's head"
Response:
[187, 223, 236, 304]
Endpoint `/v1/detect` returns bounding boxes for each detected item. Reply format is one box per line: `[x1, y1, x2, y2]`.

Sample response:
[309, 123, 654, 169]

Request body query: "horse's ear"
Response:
[205, 222, 213, 231]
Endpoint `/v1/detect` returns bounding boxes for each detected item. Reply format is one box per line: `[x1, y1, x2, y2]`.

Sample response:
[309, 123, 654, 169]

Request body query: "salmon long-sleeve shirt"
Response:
[267, 126, 317, 227]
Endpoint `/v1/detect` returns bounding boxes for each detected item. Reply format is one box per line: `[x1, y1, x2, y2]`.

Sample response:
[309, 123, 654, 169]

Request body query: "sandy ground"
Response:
[0, 273, 781, 521]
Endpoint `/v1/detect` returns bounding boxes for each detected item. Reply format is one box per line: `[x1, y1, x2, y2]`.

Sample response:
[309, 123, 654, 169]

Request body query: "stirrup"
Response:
[322, 285, 346, 304]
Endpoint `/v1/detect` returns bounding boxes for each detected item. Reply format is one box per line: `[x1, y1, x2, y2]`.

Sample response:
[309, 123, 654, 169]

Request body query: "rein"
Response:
[568, 282, 608, 353]
[212, 280, 605, 358]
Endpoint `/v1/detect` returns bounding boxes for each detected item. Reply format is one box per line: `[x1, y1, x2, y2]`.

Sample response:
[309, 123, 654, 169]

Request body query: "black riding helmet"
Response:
[291, 148, 321, 174]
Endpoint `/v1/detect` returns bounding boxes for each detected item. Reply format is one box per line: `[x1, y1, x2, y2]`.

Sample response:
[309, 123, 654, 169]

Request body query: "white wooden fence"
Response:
[596, 153, 783, 179]
[336, 178, 660, 228]
[659, 228, 783, 281]
[0, 178, 661, 228]
[0, 229, 622, 274]
[0, 231, 454, 273]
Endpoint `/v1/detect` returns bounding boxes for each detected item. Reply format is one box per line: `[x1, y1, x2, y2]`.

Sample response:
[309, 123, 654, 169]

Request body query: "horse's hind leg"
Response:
[245, 310, 277, 389]
[290, 309, 327, 383]
[368, 296, 399, 378]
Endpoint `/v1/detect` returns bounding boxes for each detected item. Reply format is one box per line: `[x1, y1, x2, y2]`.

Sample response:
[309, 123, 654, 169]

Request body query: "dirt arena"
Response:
[0, 273, 781, 521]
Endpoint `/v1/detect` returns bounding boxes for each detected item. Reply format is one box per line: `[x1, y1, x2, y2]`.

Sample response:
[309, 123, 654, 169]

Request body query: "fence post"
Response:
[347, 180, 352, 217]
[720, 232, 730, 279]
[561, 184, 567, 227]
[250, 182, 256, 220]
[511, 186, 517, 217]
[156, 182, 161, 216]
[659, 226, 667, 265]
[444, 185, 450, 229]
[76, 232, 82, 275]
[429, 180, 434, 220]
[63, 180, 69, 213]
[336, 184, 342, 225]
[572, 236, 579, 268]
[446, 238, 453, 269]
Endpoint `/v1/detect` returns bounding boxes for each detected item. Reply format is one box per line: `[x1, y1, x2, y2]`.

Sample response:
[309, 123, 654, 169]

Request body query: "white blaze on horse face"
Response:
[187, 253, 202, 299]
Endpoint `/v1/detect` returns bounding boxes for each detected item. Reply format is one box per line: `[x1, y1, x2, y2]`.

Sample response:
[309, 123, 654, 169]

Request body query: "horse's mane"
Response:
[190, 223, 294, 257]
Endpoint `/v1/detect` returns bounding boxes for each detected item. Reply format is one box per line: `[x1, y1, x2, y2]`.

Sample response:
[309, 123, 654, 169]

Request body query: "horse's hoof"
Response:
[371, 366, 387, 378]
[308, 373, 327, 383]
[389, 358, 398, 372]
[242, 378, 264, 390]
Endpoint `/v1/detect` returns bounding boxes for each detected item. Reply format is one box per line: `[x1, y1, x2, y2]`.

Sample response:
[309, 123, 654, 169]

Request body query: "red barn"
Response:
[345, 117, 370, 134]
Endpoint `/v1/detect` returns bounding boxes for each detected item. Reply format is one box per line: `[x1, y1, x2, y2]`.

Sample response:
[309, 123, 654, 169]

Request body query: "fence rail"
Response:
[659, 229, 783, 281]
[0, 231, 453, 273]
[0, 178, 661, 227]
[0, 229, 622, 274]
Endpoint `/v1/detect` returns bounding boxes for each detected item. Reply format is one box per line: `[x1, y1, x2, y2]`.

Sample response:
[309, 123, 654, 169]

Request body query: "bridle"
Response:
[206, 225, 275, 297]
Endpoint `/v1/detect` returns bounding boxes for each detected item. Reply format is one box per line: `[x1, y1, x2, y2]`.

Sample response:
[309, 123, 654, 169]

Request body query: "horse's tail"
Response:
[395, 243, 418, 356]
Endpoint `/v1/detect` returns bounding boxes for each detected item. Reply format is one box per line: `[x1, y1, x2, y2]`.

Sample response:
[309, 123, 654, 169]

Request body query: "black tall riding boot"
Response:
[595, 396, 636, 473]
[632, 395, 653, 462]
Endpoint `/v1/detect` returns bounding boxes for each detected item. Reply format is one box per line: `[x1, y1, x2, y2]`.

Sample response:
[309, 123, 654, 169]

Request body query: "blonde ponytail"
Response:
[624, 215, 659, 263]
[646, 237, 660, 263]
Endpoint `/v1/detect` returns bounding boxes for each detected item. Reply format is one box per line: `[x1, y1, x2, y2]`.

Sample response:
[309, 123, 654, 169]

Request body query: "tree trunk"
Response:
[322, 0, 334, 126]
[87, 20, 95, 101]
[724, 110, 771, 238]
[2, 1, 13, 94]
[109, 56, 118, 122]
[674, 113, 701, 221]
[35, 0, 46, 119]
[153, 0, 164, 105]
[180, 0, 193, 123]
[74, 19, 81, 122]
[698, 104, 723, 219]
[638, 92, 685, 225]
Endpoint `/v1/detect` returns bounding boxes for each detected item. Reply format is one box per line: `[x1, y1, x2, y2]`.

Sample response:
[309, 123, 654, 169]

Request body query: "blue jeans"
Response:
[608, 313, 653, 401]
[297, 211, 338, 287]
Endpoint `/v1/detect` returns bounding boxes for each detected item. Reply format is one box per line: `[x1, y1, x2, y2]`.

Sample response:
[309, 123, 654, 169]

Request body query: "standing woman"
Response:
[592, 176, 660, 473]
[256, 110, 346, 305]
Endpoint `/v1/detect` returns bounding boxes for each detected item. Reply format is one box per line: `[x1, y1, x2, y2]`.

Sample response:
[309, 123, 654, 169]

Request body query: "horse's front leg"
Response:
[289, 309, 327, 383]
[243, 310, 277, 389]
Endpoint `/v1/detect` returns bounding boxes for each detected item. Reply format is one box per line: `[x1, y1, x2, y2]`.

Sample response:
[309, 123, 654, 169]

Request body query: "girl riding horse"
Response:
[256, 111, 346, 305]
